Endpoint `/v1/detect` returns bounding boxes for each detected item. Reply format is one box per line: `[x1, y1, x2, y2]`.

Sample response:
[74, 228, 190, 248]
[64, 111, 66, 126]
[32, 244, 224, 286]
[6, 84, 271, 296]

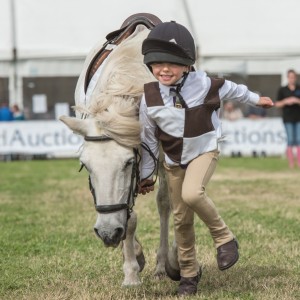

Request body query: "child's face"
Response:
[150, 63, 189, 86]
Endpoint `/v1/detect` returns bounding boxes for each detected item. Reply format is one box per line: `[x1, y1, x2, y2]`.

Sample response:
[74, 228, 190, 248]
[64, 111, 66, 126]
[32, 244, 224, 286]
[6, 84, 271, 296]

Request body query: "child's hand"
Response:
[138, 179, 155, 195]
[256, 97, 274, 108]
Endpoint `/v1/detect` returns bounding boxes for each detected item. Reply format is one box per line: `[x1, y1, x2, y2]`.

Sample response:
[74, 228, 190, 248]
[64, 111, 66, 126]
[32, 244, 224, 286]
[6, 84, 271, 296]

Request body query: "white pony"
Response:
[60, 25, 179, 286]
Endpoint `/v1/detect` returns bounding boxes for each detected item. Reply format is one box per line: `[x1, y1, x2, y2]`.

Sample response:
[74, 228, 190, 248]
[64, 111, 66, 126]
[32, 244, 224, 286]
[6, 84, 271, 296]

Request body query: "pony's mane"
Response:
[75, 26, 155, 148]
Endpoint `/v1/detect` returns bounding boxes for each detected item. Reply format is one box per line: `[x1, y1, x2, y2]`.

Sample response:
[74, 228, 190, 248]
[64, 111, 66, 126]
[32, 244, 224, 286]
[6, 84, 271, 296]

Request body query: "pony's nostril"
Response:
[112, 227, 124, 241]
[94, 228, 101, 239]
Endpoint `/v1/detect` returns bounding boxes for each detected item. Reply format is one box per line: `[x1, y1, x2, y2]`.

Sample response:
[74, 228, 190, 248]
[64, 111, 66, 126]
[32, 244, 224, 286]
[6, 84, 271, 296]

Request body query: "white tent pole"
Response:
[10, 0, 18, 105]
[181, 0, 201, 68]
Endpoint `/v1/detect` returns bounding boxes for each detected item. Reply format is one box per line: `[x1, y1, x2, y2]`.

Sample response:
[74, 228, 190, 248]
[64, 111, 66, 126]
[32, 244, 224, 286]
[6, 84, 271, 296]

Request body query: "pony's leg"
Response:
[169, 240, 179, 270]
[121, 211, 142, 286]
[154, 167, 171, 277]
[165, 239, 180, 281]
[134, 236, 146, 272]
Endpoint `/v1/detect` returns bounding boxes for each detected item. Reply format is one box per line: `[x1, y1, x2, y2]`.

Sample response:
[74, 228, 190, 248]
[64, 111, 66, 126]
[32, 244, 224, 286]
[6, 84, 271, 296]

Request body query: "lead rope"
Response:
[130, 147, 140, 210]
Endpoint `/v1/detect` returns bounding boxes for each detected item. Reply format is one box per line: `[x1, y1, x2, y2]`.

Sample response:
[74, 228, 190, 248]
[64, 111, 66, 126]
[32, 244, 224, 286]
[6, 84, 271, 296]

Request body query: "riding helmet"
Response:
[142, 21, 196, 66]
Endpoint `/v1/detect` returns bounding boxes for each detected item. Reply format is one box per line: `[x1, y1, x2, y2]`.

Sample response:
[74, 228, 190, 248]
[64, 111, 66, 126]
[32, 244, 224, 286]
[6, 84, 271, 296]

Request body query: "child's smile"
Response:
[150, 63, 188, 86]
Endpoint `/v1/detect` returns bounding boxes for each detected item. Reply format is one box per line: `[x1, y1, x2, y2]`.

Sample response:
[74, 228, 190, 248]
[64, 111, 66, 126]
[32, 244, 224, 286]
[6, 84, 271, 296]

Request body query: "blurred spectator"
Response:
[11, 104, 25, 121]
[276, 69, 300, 168]
[0, 101, 13, 121]
[246, 106, 267, 119]
[222, 100, 244, 121]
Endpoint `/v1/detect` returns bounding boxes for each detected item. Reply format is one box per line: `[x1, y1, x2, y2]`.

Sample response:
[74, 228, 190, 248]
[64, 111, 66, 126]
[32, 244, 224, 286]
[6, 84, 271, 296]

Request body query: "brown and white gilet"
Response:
[144, 78, 225, 165]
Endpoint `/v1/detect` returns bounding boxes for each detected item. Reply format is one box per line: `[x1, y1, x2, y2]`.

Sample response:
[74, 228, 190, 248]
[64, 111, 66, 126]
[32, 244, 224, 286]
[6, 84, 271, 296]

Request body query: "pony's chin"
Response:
[104, 241, 121, 248]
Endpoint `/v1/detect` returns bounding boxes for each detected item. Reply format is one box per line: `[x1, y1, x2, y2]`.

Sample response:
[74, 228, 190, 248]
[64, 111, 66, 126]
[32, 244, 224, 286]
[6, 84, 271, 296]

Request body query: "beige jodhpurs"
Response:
[164, 150, 234, 277]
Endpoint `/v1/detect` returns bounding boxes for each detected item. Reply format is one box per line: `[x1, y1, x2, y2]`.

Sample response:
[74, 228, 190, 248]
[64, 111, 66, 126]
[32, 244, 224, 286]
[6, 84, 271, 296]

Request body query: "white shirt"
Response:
[139, 70, 259, 179]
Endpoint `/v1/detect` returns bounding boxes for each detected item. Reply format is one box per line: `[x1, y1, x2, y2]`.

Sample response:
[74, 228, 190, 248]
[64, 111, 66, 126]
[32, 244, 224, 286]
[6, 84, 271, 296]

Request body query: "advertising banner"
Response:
[0, 121, 83, 157]
[219, 118, 287, 156]
[0, 118, 287, 157]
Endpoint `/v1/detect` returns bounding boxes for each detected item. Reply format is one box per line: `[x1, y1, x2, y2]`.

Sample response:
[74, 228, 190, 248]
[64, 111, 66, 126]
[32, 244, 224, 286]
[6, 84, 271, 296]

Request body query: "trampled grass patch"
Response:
[0, 158, 299, 299]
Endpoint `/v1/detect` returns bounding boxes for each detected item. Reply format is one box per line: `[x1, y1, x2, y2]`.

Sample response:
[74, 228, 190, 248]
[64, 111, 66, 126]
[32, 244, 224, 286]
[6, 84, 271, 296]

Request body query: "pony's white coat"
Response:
[60, 25, 177, 286]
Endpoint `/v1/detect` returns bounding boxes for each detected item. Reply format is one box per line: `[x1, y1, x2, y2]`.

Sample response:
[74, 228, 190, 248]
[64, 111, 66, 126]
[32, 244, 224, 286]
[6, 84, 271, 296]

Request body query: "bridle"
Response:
[79, 135, 140, 220]
[78, 134, 158, 238]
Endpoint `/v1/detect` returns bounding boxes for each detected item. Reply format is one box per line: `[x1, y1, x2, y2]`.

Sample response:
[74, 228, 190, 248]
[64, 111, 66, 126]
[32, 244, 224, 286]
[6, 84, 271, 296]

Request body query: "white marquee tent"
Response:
[1, 0, 300, 106]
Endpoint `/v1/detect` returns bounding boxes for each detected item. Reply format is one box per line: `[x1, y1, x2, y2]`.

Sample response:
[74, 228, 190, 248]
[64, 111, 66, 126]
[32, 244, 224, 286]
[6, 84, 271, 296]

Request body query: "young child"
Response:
[138, 21, 274, 296]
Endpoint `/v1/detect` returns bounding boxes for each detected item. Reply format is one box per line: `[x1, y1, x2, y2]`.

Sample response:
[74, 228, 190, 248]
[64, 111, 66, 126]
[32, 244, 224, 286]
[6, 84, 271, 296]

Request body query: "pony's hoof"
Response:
[165, 256, 181, 281]
[154, 269, 166, 280]
[122, 279, 142, 287]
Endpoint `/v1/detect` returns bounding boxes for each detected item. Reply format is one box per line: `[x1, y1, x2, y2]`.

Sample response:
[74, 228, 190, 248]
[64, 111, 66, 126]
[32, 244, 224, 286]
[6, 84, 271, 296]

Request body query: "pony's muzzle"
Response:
[94, 227, 125, 247]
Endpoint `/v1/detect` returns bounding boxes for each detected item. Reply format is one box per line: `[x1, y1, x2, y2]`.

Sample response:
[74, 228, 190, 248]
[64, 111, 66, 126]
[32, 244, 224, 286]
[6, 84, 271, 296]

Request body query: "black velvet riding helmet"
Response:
[142, 21, 196, 66]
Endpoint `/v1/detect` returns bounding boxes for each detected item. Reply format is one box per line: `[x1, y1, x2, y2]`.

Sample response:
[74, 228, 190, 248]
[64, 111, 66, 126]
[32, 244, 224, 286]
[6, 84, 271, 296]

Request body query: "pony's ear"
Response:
[59, 116, 89, 136]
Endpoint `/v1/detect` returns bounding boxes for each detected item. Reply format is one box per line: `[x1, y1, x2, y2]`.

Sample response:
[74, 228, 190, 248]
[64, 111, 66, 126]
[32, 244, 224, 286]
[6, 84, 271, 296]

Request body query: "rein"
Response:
[140, 142, 159, 187]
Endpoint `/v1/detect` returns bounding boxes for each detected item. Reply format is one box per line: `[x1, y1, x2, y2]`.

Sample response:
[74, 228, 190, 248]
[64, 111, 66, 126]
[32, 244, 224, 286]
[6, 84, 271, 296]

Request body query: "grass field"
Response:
[0, 157, 299, 300]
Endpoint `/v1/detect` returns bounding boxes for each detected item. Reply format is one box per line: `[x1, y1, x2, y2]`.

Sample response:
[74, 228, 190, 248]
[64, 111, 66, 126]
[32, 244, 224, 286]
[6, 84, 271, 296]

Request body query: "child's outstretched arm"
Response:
[256, 97, 274, 108]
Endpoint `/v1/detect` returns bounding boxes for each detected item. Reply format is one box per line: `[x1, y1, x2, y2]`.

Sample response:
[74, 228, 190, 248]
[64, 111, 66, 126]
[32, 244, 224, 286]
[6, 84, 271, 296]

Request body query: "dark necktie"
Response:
[170, 87, 188, 109]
